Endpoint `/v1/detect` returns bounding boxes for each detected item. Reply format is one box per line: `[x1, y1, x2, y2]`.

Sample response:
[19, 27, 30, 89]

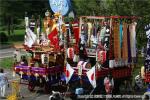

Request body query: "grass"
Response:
[0, 29, 24, 69]
[0, 57, 14, 69]
[10, 29, 25, 42]
[0, 29, 25, 46]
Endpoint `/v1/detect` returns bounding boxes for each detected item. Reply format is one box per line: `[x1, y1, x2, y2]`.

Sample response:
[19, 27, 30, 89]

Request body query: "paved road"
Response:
[0, 48, 15, 59]
[0, 48, 25, 59]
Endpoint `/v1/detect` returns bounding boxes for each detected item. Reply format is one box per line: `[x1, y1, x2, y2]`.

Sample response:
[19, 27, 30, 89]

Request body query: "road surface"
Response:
[0, 48, 25, 59]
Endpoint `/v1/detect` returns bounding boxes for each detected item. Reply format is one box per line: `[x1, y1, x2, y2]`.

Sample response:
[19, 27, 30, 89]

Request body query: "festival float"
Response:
[12, 0, 140, 95]
[13, 11, 67, 93]
[65, 16, 138, 94]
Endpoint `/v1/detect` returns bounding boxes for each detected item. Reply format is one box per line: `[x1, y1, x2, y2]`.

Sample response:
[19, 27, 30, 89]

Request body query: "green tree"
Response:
[0, 0, 49, 35]
[73, 0, 150, 49]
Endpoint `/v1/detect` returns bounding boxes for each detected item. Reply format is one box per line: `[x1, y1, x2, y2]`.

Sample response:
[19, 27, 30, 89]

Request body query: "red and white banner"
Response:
[86, 66, 96, 88]
[65, 63, 75, 84]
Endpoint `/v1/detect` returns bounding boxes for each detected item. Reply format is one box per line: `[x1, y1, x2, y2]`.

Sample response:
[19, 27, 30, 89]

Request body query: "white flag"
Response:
[25, 28, 37, 48]
[86, 66, 96, 88]
[65, 63, 74, 84]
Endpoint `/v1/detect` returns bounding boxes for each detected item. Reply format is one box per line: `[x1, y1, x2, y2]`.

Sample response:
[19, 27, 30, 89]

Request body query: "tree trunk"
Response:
[11, 17, 14, 35]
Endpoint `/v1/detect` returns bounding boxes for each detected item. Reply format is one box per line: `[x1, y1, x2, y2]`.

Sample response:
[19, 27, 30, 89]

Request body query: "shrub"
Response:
[0, 32, 8, 43]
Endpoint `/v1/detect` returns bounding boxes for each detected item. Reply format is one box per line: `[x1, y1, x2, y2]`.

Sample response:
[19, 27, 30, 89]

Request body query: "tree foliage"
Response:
[73, 0, 150, 49]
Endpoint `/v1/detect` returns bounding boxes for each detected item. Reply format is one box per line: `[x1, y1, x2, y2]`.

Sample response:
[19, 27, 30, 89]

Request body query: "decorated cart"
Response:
[65, 16, 139, 94]
[12, 0, 140, 95]
[13, 11, 66, 93]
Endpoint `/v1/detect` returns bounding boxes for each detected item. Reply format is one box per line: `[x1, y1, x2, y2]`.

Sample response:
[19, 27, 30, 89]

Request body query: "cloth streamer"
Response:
[122, 22, 128, 61]
[129, 22, 137, 58]
[127, 25, 132, 63]
[113, 22, 121, 60]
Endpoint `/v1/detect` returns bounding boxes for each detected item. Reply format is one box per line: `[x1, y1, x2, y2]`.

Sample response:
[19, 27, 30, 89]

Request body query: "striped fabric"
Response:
[127, 25, 132, 63]
[109, 28, 114, 59]
[122, 22, 128, 61]
[119, 21, 123, 48]
[129, 22, 137, 58]
[113, 22, 121, 60]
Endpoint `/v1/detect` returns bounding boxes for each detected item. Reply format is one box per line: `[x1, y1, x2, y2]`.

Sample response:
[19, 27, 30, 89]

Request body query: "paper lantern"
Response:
[98, 51, 106, 64]
[77, 61, 84, 76]
[41, 54, 49, 64]
[67, 48, 74, 59]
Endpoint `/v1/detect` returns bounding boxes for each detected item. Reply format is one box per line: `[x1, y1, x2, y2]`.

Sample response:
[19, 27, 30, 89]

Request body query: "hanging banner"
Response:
[145, 23, 150, 70]
[103, 25, 110, 51]
[49, 0, 71, 16]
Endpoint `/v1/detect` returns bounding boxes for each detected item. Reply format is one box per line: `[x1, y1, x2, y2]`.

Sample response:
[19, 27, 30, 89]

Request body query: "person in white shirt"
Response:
[0, 68, 8, 98]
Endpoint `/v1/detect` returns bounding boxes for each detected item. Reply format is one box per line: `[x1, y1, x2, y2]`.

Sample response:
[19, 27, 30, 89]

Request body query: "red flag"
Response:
[48, 27, 58, 46]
